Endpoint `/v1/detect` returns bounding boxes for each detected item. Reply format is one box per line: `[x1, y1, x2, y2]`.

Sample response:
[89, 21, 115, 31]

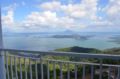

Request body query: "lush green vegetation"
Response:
[55, 46, 120, 55]
[6, 46, 120, 79]
[55, 46, 120, 64]
[103, 47, 120, 54]
[55, 46, 102, 53]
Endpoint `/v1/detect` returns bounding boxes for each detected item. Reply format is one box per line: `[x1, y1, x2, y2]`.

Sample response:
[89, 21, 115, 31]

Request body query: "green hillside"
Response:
[55, 46, 102, 53]
[103, 48, 120, 54]
[55, 46, 120, 55]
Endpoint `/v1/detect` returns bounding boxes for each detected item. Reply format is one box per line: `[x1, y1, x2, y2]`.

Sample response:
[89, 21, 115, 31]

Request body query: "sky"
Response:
[1, 0, 120, 33]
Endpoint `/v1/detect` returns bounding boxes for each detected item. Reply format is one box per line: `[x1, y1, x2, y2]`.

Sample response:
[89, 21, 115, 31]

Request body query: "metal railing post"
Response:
[0, 5, 6, 79]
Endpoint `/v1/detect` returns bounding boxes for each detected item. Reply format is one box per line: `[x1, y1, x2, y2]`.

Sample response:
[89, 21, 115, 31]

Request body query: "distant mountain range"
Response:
[51, 34, 93, 40]
[3, 30, 120, 37]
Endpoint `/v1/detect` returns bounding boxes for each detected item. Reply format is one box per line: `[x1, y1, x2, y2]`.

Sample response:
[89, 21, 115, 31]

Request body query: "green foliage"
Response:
[55, 46, 102, 53]
[103, 47, 120, 54]
[6, 46, 120, 79]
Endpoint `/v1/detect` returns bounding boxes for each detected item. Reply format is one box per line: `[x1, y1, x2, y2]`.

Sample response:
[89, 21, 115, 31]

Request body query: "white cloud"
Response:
[2, 9, 25, 32]
[40, 1, 61, 11]
[104, 0, 120, 25]
[61, 4, 87, 18]
[2, 0, 120, 32]
[1, 0, 104, 32]
[2, 9, 84, 32]
[2, 3, 18, 26]
[40, 0, 98, 20]
[23, 11, 86, 31]
[23, 11, 58, 28]
[2, 10, 14, 26]
[106, 0, 120, 15]
[2, 3, 26, 32]
[2, 3, 18, 11]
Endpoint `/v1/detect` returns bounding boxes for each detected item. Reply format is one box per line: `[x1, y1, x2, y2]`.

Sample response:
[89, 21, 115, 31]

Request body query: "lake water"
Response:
[3, 33, 120, 51]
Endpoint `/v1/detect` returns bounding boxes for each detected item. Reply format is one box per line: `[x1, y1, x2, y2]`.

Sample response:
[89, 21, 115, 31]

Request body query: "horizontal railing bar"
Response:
[47, 59, 120, 67]
[4, 54, 40, 60]
[0, 49, 120, 60]
[2, 48, 120, 79]
[3, 54, 120, 67]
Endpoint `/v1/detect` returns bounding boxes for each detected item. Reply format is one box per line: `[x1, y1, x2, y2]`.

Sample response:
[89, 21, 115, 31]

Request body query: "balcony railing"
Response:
[0, 49, 120, 79]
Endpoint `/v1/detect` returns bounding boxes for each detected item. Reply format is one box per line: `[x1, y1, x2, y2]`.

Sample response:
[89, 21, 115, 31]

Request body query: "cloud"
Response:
[40, 1, 61, 11]
[104, 0, 120, 25]
[2, 9, 25, 32]
[23, 11, 86, 31]
[2, 3, 18, 11]
[106, 0, 120, 16]
[40, 0, 98, 20]
[2, 3, 25, 32]
[2, 10, 14, 26]
[2, 9, 85, 32]
[2, 0, 120, 32]
[2, 3, 18, 26]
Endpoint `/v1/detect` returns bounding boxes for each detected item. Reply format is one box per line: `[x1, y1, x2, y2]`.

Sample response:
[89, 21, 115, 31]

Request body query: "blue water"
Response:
[3, 33, 120, 51]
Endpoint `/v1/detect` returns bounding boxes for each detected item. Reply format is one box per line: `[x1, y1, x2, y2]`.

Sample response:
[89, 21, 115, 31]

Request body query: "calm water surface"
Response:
[3, 34, 120, 51]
